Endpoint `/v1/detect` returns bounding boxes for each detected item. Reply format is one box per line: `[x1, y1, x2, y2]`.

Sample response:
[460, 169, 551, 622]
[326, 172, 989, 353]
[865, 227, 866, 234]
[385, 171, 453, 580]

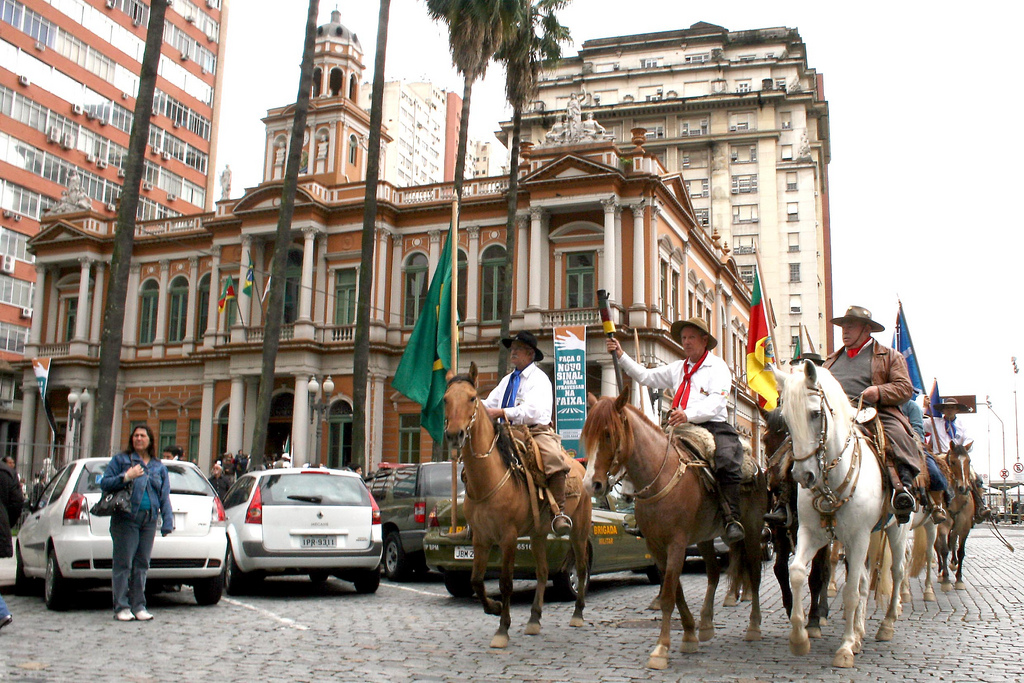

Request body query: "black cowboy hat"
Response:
[501, 331, 544, 362]
[797, 352, 824, 366]
[830, 305, 885, 333]
[936, 397, 970, 414]
[670, 317, 718, 350]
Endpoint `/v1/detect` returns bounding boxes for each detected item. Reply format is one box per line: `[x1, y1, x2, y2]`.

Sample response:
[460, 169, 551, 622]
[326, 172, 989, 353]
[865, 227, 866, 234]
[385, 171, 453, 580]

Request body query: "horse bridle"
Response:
[792, 387, 863, 522]
[443, 378, 511, 502]
[603, 408, 688, 505]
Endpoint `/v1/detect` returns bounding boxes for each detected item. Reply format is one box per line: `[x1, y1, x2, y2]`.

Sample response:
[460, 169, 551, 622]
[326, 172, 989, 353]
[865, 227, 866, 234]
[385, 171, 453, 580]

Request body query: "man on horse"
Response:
[606, 317, 745, 545]
[482, 331, 573, 536]
[902, 397, 950, 524]
[923, 397, 991, 523]
[823, 306, 922, 524]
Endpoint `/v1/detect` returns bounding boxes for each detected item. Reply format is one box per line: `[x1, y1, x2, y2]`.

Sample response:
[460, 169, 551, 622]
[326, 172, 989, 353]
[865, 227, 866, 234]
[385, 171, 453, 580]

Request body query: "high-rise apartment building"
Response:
[0, 0, 230, 457]
[505, 22, 832, 356]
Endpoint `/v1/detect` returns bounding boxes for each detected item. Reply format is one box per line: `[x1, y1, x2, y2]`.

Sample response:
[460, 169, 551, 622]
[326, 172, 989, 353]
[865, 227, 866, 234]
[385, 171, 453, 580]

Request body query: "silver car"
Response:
[15, 458, 228, 610]
[221, 467, 382, 595]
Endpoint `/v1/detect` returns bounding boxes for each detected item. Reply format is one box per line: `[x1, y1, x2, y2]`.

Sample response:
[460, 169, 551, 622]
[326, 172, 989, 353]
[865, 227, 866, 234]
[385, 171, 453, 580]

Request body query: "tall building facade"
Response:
[0, 0, 230, 459]
[503, 22, 832, 357]
[20, 12, 757, 477]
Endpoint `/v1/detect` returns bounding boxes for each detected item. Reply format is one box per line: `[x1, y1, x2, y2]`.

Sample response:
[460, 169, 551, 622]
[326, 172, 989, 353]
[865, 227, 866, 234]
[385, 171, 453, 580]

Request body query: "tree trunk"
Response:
[89, 0, 168, 460]
[497, 106, 522, 375]
[452, 74, 475, 201]
[351, 0, 392, 473]
[248, 0, 319, 470]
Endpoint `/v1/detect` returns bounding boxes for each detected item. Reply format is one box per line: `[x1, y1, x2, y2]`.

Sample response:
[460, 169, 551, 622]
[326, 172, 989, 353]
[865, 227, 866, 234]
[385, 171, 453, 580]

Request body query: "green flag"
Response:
[792, 332, 802, 362]
[392, 226, 455, 443]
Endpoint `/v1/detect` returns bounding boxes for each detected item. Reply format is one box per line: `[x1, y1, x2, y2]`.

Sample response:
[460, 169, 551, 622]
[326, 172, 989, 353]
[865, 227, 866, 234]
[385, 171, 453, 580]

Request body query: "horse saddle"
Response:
[669, 423, 759, 484]
[504, 425, 581, 500]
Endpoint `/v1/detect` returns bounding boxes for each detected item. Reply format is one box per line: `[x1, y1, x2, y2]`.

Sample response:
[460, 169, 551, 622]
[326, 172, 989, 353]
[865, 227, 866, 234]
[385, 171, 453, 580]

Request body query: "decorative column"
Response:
[151, 260, 170, 357]
[527, 207, 543, 309]
[184, 256, 199, 352]
[629, 201, 647, 327]
[428, 229, 441, 273]
[198, 380, 214, 473]
[249, 240, 264, 327]
[553, 252, 563, 312]
[375, 226, 391, 326]
[515, 214, 528, 315]
[123, 264, 142, 354]
[313, 234, 327, 334]
[466, 227, 480, 325]
[205, 247, 220, 345]
[17, 384, 36, 469]
[602, 363, 618, 398]
[243, 377, 258, 454]
[298, 228, 317, 322]
[290, 375, 311, 460]
[80, 394, 96, 459]
[325, 265, 337, 329]
[226, 375, 245, 454]
[681, 241, 691, 318]
[723, 293, 734, 368]
[602, 196, 617, 299]
[89, 262, 105, 346]
[73, 258, 91, 341]
[29, 265, 47, 346]
[649, 203, 662, 323]
[613, 204, 623, 306]
[238, 235, 252, 329]
[386, 230, 402, 344]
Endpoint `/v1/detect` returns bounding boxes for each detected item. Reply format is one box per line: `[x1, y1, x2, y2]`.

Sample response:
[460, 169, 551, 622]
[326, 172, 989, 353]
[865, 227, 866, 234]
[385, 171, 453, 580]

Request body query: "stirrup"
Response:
[551, 513, 573, 536]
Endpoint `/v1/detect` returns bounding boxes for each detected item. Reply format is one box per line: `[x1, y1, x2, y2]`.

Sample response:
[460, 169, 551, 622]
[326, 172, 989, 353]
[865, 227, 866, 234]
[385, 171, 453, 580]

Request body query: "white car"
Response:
[221, 467, 382, 595]
[15, 457, 228, 610]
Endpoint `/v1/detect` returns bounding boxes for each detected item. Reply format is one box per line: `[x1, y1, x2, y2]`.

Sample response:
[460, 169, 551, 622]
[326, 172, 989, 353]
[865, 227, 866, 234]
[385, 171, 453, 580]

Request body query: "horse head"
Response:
[774, 360, 854, 491]
[444, 362, 480, 451]
[581, 388, 633, 497]
[763, 407, 791, 488]
[947, 443, 973, 495]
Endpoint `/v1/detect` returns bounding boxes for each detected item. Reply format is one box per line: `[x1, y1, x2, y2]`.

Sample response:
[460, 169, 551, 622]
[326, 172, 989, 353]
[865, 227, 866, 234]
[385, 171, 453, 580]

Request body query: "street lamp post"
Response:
[987, 396, 1008, 520]
[66, 388, 91, 463]
[307, 375, 334, 467]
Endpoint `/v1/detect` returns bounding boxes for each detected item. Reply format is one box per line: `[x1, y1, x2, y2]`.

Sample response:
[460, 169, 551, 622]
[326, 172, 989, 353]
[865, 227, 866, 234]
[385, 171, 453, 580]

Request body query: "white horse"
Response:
[775, 361, 908, 668]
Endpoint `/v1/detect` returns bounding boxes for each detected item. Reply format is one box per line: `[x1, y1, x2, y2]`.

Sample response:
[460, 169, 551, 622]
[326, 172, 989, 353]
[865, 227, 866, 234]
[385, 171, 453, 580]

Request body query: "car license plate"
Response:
[454, 546, 474, 560]
[301, 536, 337, 549]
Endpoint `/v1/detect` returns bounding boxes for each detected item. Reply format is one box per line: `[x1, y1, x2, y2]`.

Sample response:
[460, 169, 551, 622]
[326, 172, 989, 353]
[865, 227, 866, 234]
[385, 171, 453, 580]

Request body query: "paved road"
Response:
[1, 526, 1021, 682]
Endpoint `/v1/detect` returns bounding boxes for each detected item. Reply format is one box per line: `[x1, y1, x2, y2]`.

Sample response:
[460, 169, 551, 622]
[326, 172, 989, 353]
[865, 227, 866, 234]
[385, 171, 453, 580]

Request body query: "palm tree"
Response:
[90, 0, 169, 460]
[351, 0, 392, 473]
[495, 0, 571, 374]
[248, 0, 320, 470]
[425, 0, 511, 200]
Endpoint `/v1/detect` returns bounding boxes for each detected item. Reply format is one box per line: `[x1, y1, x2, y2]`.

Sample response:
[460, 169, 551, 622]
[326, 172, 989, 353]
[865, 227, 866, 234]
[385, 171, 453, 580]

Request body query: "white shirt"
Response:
[483, 362, 553, 426]
[617, 350, 732, 424]
[923, 414, 973, 454]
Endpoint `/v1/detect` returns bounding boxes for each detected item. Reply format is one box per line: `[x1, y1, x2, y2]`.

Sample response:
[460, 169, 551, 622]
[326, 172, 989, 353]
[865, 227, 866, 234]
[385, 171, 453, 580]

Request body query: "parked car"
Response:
[221, 467, 382, 595]
[15, 457, 227, 610]
[366, 462, 464, 581]
[423, 483, 659, 600]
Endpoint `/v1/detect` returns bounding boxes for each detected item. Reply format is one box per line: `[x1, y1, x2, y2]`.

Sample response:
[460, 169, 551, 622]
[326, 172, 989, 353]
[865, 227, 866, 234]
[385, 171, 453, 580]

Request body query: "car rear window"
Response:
[420, 464, 464, 497]
[259, 473, 371, 507]
[78, 461, 214, 497]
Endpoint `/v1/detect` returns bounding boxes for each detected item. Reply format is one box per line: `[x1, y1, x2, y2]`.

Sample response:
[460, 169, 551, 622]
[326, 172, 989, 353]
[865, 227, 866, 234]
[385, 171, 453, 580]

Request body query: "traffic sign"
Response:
[1000, 468, 1009, 479]
[1014, 462, 1024, 474]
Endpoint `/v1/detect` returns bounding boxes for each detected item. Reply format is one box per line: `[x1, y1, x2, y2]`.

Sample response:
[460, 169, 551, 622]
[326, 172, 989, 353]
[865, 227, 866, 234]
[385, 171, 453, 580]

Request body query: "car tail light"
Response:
[370, 494, 381, 526]
[414, 501, 426, 525]
[63, 492, 89, 525]
[427, 504, 440, 528]
[245, 486, 263, 525]
[211, 495, 227, 526]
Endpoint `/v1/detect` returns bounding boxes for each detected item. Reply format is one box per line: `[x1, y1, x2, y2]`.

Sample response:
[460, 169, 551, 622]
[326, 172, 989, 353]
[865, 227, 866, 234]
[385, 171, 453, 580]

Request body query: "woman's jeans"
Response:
[110, 509, 157, 613]
[0, 590, 9, 618]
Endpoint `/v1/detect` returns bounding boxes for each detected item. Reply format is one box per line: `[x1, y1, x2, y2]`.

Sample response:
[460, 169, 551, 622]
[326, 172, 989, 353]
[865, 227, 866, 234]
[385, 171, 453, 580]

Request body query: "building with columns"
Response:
[18, 12, 758, 476]
[501, 21, 832, 357]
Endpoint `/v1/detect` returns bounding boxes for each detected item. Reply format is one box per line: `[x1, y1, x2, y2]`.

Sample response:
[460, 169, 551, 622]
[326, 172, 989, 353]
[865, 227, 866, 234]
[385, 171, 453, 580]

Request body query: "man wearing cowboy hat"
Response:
[823, 305, 921, 523]
[607, 317, 746, 544]
[923, 397, 990, 522]
[482, 331, 573, 536]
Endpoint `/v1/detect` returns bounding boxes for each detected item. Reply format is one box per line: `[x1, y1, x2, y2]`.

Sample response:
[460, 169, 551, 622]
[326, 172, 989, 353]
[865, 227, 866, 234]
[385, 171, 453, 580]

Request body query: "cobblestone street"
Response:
[1, 526, 1021, 682]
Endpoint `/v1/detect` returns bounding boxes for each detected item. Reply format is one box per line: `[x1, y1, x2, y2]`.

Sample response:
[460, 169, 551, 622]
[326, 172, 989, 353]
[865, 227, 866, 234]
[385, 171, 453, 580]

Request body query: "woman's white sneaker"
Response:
[114, 609, 135, 621]
[133, 610, 154, 621]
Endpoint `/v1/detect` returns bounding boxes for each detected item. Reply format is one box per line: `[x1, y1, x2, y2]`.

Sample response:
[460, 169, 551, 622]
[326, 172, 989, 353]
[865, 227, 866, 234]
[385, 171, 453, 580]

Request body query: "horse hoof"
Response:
[489, 634, 509, 649]
[647, 655, 669, 670]
[723, 595, 737, 607]
[832, 650, 855, 668]
[941, 582, 953, 593]
[698, 627, 715, 642]
[680, 639, 699, 654]
[806, 627, 822, 639]
[646, 597, 660, 611]
[744, 628, 762, 642]
[524, 622, 541, 636]
[955, 582, 966, 591]
[819, 617, 828, 628]
[900, 589, 911, 603]
[827, 587, 837, 598]
[790, 638, 811, 656]
[876, 624, 894, 642]
[569, 616, 584, 628]
[924, 591, 936, 602]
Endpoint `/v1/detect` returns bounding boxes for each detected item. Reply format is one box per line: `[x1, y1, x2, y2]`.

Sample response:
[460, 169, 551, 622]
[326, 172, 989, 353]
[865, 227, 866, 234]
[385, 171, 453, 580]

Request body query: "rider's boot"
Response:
[720, 482, 746, 544]
[892, 464, 916, 524]
[764, 478, 792, 526]
[548, 471, 573, 537]
[928, 491, 947, 524]
[971, 484, 991, 523]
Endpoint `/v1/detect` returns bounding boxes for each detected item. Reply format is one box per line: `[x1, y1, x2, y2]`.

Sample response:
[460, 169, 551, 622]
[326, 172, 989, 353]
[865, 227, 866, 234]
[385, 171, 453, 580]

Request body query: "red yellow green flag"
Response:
[218, 276, 236, 313]
[745, 266, 778, 410]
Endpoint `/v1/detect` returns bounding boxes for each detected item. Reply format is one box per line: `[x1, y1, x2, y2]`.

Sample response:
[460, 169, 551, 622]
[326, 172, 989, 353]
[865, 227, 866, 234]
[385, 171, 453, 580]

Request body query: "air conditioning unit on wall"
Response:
[1, 255, 16, 274]
[20, 307, 33, 319]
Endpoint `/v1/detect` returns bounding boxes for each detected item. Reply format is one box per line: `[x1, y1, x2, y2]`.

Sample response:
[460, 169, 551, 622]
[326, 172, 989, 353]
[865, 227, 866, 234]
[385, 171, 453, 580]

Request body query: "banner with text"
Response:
[554, 326, 587, 458]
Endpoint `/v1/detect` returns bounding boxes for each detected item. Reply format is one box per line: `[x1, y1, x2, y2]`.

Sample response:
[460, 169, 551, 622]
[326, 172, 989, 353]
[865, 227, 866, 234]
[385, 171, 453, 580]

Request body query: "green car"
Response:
[423, 484, 659, 600]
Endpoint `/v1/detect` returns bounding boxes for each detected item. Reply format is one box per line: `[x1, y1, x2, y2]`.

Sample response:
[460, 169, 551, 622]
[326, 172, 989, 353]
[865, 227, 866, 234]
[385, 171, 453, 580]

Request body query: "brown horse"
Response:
[582, 389, 766, 670]
[442, 364, 592, 649]
[936, 444, 974, 592]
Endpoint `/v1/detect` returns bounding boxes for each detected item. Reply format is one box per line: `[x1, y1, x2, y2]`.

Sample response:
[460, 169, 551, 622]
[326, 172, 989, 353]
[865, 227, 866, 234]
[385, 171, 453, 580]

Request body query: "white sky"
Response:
[217, 1, 1024, 483]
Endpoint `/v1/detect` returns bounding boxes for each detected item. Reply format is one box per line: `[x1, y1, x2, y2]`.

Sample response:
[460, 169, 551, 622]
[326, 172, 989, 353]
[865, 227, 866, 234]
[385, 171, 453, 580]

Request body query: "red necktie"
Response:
[672, 350, 709, 410]
[846, 340, 870, 358]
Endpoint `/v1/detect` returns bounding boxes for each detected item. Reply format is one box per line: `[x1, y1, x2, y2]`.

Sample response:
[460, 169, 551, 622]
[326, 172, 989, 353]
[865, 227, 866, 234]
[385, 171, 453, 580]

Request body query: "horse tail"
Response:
[908, 523, 929, 578]
[868, 529, 892, 607]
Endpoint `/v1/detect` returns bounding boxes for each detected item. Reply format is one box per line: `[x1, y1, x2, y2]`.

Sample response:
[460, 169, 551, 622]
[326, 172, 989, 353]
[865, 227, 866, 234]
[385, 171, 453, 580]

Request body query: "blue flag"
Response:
[925, 379, 942, 418]
[892, 303, 925, 396]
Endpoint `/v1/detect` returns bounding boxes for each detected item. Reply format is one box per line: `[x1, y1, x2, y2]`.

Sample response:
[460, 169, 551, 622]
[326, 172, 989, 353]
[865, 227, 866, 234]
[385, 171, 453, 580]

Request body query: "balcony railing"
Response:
[320, 325, 355, 343]
[38, 342, 70, 357]
[540, 308, 601, 328]
[244, 324, 294, 343]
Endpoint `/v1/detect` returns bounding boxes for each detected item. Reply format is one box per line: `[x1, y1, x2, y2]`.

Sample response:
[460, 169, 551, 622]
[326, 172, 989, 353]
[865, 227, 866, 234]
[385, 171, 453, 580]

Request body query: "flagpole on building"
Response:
[802, 324, 816, 354]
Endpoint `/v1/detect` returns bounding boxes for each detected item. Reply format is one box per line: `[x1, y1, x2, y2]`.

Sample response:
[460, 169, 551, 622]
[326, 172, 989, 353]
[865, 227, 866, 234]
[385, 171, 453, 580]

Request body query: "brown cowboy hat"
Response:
[936, 397, 970, 414]
[670, 317, 718, 350]
[501, 330, 544, 362]
[830, 305, 885, 333]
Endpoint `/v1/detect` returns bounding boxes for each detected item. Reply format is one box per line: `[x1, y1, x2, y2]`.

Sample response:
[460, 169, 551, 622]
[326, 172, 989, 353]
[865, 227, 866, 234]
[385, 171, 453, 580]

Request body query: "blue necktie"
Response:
[945, 419, 957, 442]
[501, 369, 522, 410]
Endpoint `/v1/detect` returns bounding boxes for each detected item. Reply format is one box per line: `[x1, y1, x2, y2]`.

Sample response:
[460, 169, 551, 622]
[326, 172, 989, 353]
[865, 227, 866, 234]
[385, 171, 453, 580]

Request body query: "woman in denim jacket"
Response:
[100, 425, 173, 621]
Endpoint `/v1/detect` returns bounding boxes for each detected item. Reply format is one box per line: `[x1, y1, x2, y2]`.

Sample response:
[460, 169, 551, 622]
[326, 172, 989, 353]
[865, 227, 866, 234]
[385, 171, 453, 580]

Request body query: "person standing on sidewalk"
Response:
[0, 453, 24, 632]
[100, 425, 174, 622]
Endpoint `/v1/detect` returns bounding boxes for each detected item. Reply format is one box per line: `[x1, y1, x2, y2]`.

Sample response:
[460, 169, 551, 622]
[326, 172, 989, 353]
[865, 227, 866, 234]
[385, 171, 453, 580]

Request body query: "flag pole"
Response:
[802, 324, 816, 355]
[449, 198, 459, 535]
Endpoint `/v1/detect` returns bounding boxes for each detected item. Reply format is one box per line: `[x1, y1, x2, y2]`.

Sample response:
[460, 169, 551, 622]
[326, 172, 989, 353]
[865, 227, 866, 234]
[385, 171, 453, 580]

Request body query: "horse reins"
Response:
[610, 413, 694, 505]
[444, 381, 510, 502]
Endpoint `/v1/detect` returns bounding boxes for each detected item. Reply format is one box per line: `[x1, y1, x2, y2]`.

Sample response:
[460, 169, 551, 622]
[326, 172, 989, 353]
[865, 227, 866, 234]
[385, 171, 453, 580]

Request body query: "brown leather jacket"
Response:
[823, 340, 914, 433]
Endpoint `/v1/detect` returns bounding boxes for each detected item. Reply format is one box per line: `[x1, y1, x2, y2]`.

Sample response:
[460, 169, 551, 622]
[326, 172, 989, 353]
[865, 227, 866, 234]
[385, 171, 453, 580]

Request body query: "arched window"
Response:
[62, 296, 78, 342]
[566, 251, 595, 309]
[197, 273, 210, 335]
[457, 249, 467, 321]
[312, 67, 322, 98]
[348, 73, 357, 100]
[216, 404, 229, 458]
[138, 279, 159, 345]
[327, 400, 353, 469]
[167, 275, 189, 343]
[329, 67, 343, 97]
[283, 249, 303, 324]
[403, 253, 429, 326]
[480, 245, 506, 323]
[334, 268, 357, 325]
[348, 134, 358, 165]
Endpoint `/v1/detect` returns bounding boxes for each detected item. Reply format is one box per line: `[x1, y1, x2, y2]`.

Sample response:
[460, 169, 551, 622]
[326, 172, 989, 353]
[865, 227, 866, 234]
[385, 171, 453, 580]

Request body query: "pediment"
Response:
[231, 183, 321, 214]
[521, 153, 620, 185]
[28, 219, 108, 248]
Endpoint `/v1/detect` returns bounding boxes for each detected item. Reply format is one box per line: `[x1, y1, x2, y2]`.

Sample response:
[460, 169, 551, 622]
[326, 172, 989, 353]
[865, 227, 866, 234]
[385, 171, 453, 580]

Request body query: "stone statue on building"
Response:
[566, 92, 583, 139]
[581, 112, 613, 141]
[220, 165, 232, 200]
[797, 131, 812, 161]
[542, 101, 613, 146]
[44, 170, 93, 216]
